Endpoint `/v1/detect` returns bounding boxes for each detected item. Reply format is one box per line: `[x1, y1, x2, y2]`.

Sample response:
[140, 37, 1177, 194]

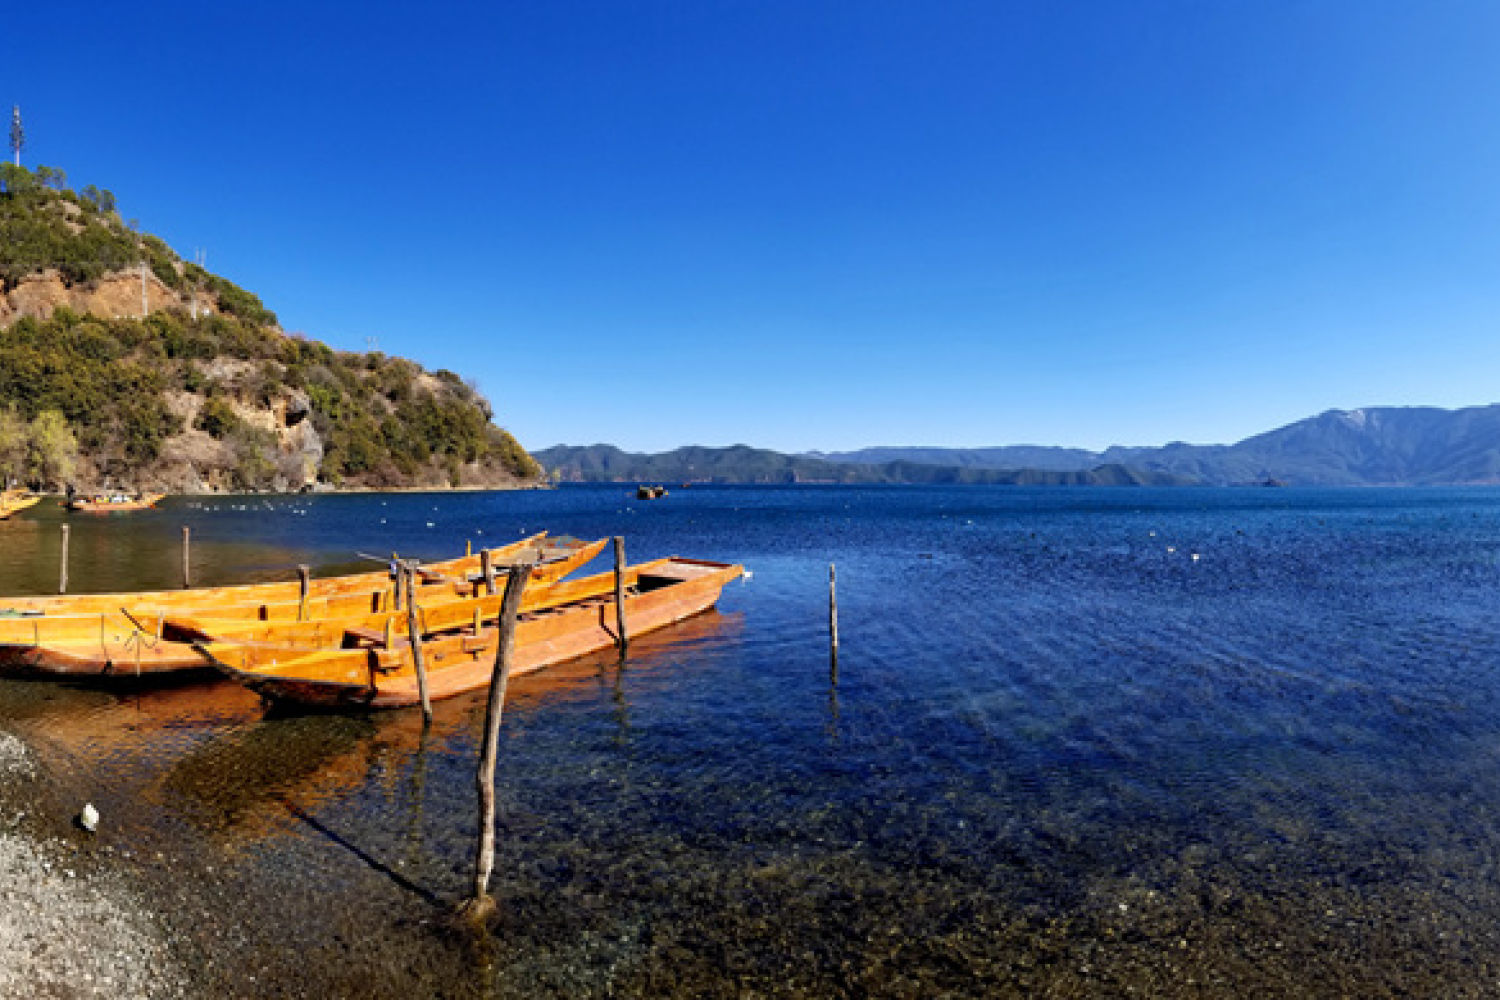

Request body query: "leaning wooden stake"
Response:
[58, 524, 69, 594]
[829, 563, 839, 683]
[465, 562, 532, 921]
[297, 564, 311, 622]
[613, 535, 628, 656]
[181, 526, 191, 589]
[391, 552, 402, 612]
[480, 549, 495, 596]
[405, 560, 431, 723]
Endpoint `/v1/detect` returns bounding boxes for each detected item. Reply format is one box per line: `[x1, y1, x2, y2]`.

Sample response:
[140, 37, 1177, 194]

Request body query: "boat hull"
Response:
[205, 559, 742, 710]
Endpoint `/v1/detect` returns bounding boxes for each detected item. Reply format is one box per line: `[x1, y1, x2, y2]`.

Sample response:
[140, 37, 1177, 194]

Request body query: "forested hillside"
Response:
[0, 163, 541, 491]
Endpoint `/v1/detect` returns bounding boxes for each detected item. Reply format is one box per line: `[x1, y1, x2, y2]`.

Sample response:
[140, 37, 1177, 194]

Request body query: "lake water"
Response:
[5, 485, 1500, 996]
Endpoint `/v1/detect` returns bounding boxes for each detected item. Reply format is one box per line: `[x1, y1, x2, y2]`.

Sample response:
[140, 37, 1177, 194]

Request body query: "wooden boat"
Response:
[0, 532, 572, 616]
[0, 491, 41, 519]
[159, 545, 619, 645]
[135, 536, 606, 626]
[0, 537, 609, 679]
[65, 491, 166, 513]
[198, 558, 742, 709]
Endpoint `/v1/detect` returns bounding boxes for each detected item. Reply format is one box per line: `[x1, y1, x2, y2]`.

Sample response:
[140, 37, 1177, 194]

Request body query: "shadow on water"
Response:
[283, 800, 444, 908]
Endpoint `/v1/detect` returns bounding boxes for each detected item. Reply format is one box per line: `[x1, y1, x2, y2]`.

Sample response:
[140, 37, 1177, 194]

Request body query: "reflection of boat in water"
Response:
[161, 711, 384, 840]
[159, 608, 744, 846]
[0, 604, 746, 856]
[200, 558, 744, 710]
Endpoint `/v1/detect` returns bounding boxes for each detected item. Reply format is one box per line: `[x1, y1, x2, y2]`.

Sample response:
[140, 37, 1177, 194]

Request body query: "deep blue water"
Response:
[7, 484, 1500, 996]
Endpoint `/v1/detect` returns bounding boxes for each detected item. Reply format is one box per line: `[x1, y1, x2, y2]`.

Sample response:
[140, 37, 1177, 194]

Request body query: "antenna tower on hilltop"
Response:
[9, 106, 23, 166]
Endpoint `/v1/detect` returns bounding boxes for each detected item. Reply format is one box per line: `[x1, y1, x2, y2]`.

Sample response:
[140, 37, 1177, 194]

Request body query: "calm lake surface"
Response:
[5, 485, 1500, 997]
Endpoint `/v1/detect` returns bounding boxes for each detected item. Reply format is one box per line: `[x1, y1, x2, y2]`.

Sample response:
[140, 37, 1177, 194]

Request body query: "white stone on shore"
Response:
[79, 803, 100, 833]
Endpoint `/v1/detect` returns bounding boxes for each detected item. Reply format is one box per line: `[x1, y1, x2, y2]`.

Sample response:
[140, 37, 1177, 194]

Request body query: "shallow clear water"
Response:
[6, 485, 1500, 996]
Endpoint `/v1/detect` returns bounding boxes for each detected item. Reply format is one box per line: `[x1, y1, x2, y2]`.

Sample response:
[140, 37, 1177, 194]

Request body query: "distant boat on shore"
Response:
[63, 492, 166, 513]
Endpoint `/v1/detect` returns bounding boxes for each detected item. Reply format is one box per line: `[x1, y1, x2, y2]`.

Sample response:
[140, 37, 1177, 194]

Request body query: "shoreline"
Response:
[0, 725, 186, 998]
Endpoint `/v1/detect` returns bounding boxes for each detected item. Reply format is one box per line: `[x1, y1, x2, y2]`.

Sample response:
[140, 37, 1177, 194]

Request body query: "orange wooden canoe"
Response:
[0, 537, 609, 679]
[0, 533, 557, 616]
[198, 558, 742, 710]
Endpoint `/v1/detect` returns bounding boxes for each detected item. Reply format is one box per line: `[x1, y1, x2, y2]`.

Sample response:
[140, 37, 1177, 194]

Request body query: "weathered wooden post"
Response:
[829, 563, 839, 683]
[297, 564, 310, 622]
[181, 526, 191, 589]
[462, 561, 532, 922]
[405, 560, 431, 723]
[58, 524, 69, 594]
[613, 536, 628, 656]
[480, 549, 495, 596]
[392, 554, 403, 612]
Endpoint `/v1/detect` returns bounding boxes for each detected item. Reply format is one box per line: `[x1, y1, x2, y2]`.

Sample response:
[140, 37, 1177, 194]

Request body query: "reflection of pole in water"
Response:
[828, 683, 840, 746]
[402, 725, 430, 873]
[611, 662, 630, 744]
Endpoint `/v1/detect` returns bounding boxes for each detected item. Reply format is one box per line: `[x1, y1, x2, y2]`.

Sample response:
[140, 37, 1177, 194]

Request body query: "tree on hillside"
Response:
[9, 106, 22, 167]
[27, 410, 78, 489]
[0, 407, 26, 487]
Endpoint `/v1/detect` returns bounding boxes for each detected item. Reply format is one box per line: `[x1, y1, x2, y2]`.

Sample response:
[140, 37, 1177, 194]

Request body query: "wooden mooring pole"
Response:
[829, 563, 839, 683]
[613, 535, 628, 656]
[58, 525, 69, 594]
[297, 564, 311, 622]
[392, 554, 403, 612]
[464, 562, 532, 922]
[390, 554, 402, 617]
[405, 560, 431, 724]
[480, 548, 495, 596]
[181, 526, 191, 589]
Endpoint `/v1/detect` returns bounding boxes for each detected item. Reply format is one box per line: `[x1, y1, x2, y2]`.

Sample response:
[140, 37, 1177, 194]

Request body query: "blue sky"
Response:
[6, 1, 1500, 453]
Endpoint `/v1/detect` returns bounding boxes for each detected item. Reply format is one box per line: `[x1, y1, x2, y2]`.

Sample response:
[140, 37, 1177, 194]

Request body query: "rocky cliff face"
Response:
[0, 269, 214, 329]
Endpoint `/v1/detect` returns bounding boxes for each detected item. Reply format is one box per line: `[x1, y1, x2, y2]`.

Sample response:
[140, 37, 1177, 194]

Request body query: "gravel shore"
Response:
[0, 728, 185, 999]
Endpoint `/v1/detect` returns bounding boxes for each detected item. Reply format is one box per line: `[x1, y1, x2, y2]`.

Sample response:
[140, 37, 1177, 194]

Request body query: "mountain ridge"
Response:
[544, 404, 1500, 487]
[534, 443, 1195, 486]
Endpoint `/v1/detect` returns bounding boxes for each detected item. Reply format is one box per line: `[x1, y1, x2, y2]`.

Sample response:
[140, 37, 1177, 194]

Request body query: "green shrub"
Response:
[196, 396, 240, 439]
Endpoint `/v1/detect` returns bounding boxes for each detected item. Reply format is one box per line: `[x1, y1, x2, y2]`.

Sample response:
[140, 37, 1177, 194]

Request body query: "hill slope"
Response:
[0, 163, 541, 491]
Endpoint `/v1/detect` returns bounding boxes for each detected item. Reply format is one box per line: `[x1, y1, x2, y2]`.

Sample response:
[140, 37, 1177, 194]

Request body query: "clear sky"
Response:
[6, 1, 1500, 453]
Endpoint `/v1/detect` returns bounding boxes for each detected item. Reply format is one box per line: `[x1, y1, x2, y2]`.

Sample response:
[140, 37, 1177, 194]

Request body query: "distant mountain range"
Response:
[533, 444, 1193, 486]
[537, 405, 1500, 487]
